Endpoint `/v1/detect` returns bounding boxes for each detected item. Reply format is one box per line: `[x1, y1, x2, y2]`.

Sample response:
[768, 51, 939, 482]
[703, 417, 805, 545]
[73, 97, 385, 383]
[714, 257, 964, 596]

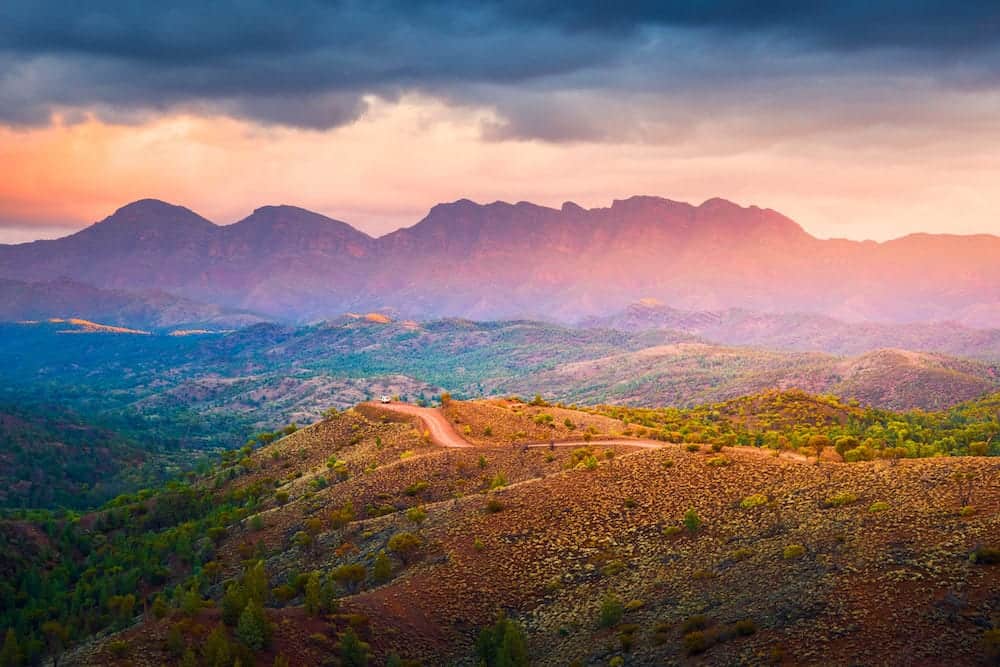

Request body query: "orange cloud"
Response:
[2, 96, 1000, 243]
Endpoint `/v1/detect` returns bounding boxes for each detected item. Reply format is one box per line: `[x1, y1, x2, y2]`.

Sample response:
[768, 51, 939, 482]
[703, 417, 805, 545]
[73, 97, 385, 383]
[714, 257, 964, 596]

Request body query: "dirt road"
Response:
[364, 402, 812, 462]
[363, 402, 661, 451]
[363, 401, 474, 448]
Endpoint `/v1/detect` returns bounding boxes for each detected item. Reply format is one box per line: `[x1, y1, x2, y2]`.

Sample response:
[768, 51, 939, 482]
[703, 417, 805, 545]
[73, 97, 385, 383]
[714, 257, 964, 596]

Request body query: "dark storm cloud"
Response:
[1, 1, 999, 136]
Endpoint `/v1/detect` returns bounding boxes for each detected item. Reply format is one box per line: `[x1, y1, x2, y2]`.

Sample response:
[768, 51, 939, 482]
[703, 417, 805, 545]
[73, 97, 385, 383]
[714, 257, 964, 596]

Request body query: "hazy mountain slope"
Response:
[2, 196, 999, 324]
[0, 277, 268, 331]
[582, 300, 1000, 358]
[1, 318, 995, 429]
[503, 342, 1000, 410]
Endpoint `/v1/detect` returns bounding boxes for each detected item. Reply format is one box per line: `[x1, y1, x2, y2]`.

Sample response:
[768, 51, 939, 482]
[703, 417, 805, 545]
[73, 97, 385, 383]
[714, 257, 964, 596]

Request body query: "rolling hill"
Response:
[3, 318, 997, 433]
[6, 398, 993, 666]
[2, 196, 1000, 325]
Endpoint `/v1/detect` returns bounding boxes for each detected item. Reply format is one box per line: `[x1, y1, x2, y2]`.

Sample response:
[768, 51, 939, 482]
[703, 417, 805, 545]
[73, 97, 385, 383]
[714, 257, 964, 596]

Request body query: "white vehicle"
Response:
[380, 395, 392, 404]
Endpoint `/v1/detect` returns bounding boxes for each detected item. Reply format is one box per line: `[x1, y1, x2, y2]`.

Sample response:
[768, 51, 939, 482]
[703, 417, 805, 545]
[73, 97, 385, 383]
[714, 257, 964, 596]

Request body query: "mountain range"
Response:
[582, 299, 1000, 359]
[2, 196, 1000, 326]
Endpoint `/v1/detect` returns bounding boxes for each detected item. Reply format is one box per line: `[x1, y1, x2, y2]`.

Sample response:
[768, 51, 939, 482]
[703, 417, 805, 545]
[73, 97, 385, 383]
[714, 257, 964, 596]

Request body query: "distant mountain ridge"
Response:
[582, 299, 1000, 360]
[0, 277, 267, 331]
[2, 196, 1000, 326]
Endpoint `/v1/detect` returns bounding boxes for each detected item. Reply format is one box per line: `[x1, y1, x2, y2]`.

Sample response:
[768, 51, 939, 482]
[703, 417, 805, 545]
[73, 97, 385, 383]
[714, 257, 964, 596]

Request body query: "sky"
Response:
[2, 1, 1000, 243]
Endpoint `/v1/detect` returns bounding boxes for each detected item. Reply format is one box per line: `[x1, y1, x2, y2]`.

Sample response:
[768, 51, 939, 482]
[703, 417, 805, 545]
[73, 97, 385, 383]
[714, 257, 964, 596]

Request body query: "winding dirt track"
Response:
[362, 402, 663, 451]
[363, 402, 811, 462]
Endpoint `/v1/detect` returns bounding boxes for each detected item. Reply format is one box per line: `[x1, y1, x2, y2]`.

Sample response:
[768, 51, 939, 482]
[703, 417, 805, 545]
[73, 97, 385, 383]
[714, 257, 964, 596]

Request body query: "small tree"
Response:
[236, 601, 271, 651]
[373, 551, 392, 583]
[304, 571, 322, 616]
[0, 629, 22, 667]
[331, 564, 367, 594]
[41, 621, 68, 667]
[475, 614, 530, 667]
[338, 627, 371, 667]
[202, 625, 232, 666]
[387, 532, 423, 564]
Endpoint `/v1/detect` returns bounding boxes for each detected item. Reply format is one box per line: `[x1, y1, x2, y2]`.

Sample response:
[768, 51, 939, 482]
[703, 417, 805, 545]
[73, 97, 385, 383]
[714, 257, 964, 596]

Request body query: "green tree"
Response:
[304, 571, 322, 616]
[236, 601, 271, 651]
[475, 614, 529, 667]
[0, 629, 22, 667]
[373, 551, 392, 583]
[202, 625, 232, 667]
[41, 621, 68, 667]
[338, 627, 371, 667]
[244, 560, 269, 604]
[222, 583, 248, 626]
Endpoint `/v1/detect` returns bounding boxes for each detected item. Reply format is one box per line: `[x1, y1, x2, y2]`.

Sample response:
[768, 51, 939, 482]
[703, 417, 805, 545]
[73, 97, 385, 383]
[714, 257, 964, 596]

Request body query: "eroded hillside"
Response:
[51, 399, 1000, 667]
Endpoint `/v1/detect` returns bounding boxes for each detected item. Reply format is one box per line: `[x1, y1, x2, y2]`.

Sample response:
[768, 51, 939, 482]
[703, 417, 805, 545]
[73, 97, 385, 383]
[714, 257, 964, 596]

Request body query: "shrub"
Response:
[601, 560, 625, 576]
[960, 505, 976, 517]
[489, 472, 508, 489]
[331, 564, 367, 593]
[983, 628, 1000, 661]
[624, 599, 644, 612]
[683, 631, 708, 655]
[735, 619, 757, 636]
[599, 592, 624, 628]
[387, 532, 423, 563]
[731, 547, 753, 561]
[685, 443, 701, 452]
[483, 426, 493, 436]
[740, 494, 768, 509]
[783, 544, 806, 560]
[663, 525, 682, 537]
[969, 441, 989, 456]
[823, 492, 858, 508]
[623, 498, 637, 509]
[971, 546, 1000, 565]
[681, 615, 708, 633]
[706, 455, 731, 467]
[473, 538, 486, 551]
[485, 498, 505, 513]
[869, 501, 890, 513]
[405, 506, 427, 527]
[404, 481, 429, 496]
[683, 508, 702, 533]
[108, 640, 129, 657]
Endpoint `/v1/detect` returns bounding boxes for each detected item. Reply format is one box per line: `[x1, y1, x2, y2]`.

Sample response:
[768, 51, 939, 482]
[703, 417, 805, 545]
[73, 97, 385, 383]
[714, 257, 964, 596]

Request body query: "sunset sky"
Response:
[3, 2, 1000, 243]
